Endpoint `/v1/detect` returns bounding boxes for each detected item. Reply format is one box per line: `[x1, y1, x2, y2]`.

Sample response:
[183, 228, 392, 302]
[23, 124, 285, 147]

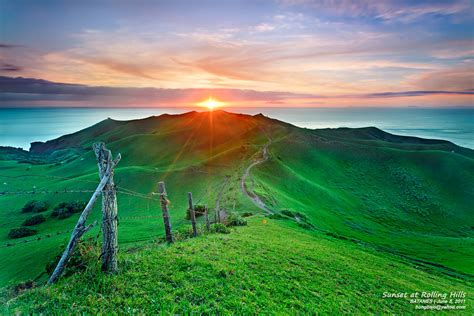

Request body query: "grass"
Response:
[252, 127, 474, 275]
[2, 217, 472, 314]
[0, 110, 473, 312]
[0, 112, 269, 286]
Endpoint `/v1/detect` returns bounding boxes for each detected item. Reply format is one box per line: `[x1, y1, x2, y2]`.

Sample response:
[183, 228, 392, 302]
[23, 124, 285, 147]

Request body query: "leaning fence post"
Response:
[158, 181, 173, 243]
[204, 206, 210, 231]
[188, 192, 198, 237]
[48, 144, 121, 285]
[94, 142, 119, 274]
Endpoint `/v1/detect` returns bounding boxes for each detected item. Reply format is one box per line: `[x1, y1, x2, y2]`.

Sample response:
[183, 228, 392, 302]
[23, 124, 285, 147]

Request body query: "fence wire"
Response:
[0, 174, 233, 249]
[0, 229, 72, 249]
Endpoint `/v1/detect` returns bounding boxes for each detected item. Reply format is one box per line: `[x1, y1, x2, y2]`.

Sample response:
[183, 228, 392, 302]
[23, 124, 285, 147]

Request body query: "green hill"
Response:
[0, 110, 473, 312]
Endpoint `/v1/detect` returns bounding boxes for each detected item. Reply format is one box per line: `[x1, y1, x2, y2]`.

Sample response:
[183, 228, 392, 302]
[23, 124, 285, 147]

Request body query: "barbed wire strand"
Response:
[0, 189, 95, 195]
[0, 175, 233, 249]
[0, 173, 98, 184]
[0, 229, 72, 249]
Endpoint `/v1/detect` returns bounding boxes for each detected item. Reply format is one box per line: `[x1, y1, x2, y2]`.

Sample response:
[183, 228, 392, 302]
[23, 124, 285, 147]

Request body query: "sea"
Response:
[1, 107, 473, 150]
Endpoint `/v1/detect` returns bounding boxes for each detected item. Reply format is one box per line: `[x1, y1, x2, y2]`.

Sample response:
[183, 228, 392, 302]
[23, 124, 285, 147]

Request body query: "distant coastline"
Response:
[1, 107, 473, 150]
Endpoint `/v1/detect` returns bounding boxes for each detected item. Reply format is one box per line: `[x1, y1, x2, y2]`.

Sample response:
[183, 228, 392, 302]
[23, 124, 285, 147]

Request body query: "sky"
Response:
[0, 0, 473, 107]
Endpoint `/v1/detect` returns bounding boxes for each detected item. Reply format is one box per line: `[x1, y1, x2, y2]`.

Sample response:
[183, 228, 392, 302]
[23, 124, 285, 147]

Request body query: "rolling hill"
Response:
[0, 110, 473, 312]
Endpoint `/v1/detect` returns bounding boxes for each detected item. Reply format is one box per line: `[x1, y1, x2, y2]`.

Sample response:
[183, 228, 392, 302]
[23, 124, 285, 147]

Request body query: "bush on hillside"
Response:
[268, 213, 285, 220]
[51, 201, 86, 219]
[281, 209, 295, 218]
[210, 223, 230, 234]
[8, 227, 37, 239]
[46, 237, 98, 277]
[22, 214, 46, 226]
[297, 222, 313, 230]
[294, 212, 309, 221]
[281, 209, 309, 221]
[21, 200, 48, 213]
[11, 280, 35, 296]
[279, 209, 314, 229]
[173, 225, 194, 241]
[185, 204, 206, 220]
[226, 213, 247, 227]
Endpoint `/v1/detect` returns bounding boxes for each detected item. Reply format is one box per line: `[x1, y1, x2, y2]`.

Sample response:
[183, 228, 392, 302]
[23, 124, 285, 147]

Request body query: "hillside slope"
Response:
[3, 218, 472, 314]
[252, 121, 474, 275]
[0, 110, 473, 289]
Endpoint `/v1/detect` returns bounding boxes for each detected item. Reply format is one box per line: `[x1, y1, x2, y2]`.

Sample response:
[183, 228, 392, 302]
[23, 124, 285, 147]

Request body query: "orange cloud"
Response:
[410, 67, 474, 91]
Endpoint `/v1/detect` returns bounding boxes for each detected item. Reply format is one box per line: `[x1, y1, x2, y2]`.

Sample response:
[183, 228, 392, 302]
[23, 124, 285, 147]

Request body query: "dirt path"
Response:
[240, 140, 274, 215]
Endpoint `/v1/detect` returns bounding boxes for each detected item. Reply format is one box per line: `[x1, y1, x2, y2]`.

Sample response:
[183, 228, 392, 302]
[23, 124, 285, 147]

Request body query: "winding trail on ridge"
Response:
[240, 139, 274, 215]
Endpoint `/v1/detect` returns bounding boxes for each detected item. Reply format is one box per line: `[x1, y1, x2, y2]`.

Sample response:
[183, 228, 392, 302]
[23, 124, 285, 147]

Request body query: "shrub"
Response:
[294, 211, 309, 221]
[185, 204, 206, 220]
[210, 223, 230, 234]
[268, 213, 285, 220]
[21, 200, 48, 213]
[281, 209, 295, 218]
[22, 214, 46, 226]
[281, 209, 309, 221]
[8, 227, 37, 239]
[46, 237, 99, 277]
[242, 212, 253, 217]
[7, 280, 36, 298]
[173, 225, 194, 241]
[226, 213, 247, 227]
[297, 222, 313, 230]
[51, 201, 86, 219]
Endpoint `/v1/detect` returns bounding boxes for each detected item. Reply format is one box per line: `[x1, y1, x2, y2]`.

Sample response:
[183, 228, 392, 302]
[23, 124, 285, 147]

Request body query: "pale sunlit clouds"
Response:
[0, 0, 472, 107]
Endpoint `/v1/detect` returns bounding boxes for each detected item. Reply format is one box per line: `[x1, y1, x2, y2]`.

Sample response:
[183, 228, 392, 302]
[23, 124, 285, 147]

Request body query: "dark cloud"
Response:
[0, 76, 472, 106]
[0, 76, 315, 105]
[0, 63, 22, 72]
[0, 43, 21, 49]
[361, 90, 474, 98]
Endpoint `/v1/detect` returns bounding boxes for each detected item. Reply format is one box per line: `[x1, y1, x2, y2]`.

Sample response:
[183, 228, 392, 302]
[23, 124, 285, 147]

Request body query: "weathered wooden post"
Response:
[94, 142, 119, 274]
[48, 144, 120, 284]
[188, 192, 198, 237]
[158, 181, 173, 243]
[204, 206, 210, 231]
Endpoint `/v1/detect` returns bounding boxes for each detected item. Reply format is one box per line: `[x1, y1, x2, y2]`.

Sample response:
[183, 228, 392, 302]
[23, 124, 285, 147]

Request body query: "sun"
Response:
[197, 97, 224, 110]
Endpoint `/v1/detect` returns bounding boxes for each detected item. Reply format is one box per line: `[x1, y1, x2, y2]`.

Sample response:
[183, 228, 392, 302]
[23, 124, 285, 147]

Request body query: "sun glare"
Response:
[198, 97, 224, 110]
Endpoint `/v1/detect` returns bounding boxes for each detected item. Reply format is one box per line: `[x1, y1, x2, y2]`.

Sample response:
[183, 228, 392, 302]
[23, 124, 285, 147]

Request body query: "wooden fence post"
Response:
[94, 143, 119, 274]
[187, 192, 198, 237]
[204, 206, 210, 231]
[158, 181, 173, 243]
[48, 144, 120, 284]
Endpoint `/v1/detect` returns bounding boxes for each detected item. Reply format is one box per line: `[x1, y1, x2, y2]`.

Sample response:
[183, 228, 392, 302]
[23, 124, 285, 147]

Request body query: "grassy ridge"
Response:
[0, 111, 267, 286]
[252, 126, 474, 275]
[0, 110, 472, 293]
[3, 217, 472, 314]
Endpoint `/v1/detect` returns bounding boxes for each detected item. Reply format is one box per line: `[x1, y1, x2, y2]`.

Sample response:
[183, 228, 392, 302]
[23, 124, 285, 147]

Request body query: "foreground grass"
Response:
[2, 217, 472, 314]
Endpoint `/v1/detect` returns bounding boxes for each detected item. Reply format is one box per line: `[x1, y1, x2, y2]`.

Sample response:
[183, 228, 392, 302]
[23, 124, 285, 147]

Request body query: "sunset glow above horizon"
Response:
[0, 0, 473, 108]
[198, 97, 225, 110]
